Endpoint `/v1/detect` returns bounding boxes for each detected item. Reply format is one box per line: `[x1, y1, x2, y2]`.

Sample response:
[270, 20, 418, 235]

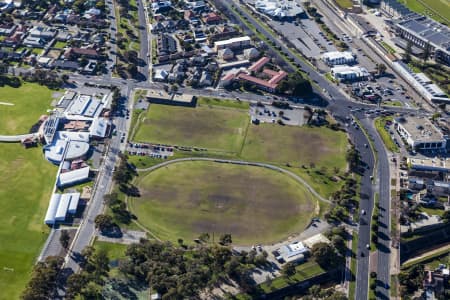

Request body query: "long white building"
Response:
[322, 51, 356, 66]
[331, 65, 369, 81]
[214, 36, 251, 52]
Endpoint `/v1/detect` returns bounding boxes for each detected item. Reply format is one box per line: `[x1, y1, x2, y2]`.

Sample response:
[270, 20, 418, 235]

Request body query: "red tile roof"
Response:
[248, 56, 270, 72]
[237, 73, 278, 89]
[268, 71, 287, 85]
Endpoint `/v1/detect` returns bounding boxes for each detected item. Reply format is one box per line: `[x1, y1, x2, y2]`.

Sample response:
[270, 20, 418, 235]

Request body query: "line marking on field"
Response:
[0, 102, 14, 106]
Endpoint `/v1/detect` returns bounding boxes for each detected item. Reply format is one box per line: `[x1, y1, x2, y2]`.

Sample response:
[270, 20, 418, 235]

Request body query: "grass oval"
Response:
[130, 161, 317, 245]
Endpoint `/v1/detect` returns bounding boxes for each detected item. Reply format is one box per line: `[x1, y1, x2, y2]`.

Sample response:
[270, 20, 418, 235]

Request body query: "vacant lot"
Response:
[130, 161, 316, 245]
[134, 103, 249, 153]
[0, 144, 56, 300]
[0, 82, 53, 135]
[242, 124, 348, 171]
[401, 0, 449, 24]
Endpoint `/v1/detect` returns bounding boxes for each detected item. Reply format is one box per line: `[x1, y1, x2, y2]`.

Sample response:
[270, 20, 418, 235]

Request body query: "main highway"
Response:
[213, 1, 404, 299]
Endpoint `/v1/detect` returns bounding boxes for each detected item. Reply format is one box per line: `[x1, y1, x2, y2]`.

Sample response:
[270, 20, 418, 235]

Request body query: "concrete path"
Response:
[96, 229, 147, 245]
[136, 157, 332, 204]
[0, 133, 38, 142]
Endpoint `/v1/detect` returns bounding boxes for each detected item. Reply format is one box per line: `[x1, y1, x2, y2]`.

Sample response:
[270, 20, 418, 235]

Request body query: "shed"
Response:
[44, 193, 61, 225]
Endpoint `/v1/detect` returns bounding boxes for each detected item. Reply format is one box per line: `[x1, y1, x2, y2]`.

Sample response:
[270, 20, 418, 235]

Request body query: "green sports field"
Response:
[0, 83, 57, 299]
[134, 100, 250, 153]
[0, 144, 56, 300]
[401, 0, 450, 24]
[130, 161, 317, 245]
[0, 82, 54, 134]
[242, 123, 348, 171]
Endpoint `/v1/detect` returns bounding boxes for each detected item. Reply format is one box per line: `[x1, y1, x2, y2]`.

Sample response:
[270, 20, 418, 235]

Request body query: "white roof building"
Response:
[322, 51, 356, 66]
[44, 193, 61, 225]
[89, 117, 109, 138]
[394, 116, 447, 151]
[392, 61, 449, 104]
[44, 131, 90, 165]
[55, 194, 71, 221]
[214, 36, 251, 51]
[331, 65, 369, 81]
[218, 48, 234, 60]
[153, 68, 169, 81]
[44, 192, 81, 224]
[254, 0, 304, 19]
[244, 47, 260, 60]
[65, 94, 104, 119]
[66, 193, 81, 214]
[276, 241, 309, 264]
[57, 166, 90, 188]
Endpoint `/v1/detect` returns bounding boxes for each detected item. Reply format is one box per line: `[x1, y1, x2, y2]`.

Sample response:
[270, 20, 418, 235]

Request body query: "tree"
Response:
[22, 256, 64, 300]
[403, 41, 412, 63]
[311, 242, 342, 269]
[59, 230, 70, 249]
[423, 42, 431, 62]
[198, 232, 210, 243]
[219, 233, 232, 246]
[281, 262, 296, 278]
[442, 210, 450, 223]
[308, 284, 321, 298]
[94, 214, 114, 232]
[376, 63, 387, 76]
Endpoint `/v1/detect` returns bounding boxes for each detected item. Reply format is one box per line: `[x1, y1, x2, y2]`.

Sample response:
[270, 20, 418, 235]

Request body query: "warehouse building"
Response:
[44, 192, 81, 225]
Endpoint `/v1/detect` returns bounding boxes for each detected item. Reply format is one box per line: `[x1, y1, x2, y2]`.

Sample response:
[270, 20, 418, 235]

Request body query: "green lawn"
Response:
[0, 82, 54, 134]
[241, 124, 348, 171]
[53, 41, 67, 49]
[400, 0, 450, 24]
[349, 232, 359, 300]
[198, 97, 250, 110]
[94, 241, 127, 261]
[383, 100, 403, 107]
[134, 103, 250, 153]
[374, 117, 399, 153]
[402, 246, 450, 270]
[130, 161, 317, 245]
[369, 276, 376, 300]
[335, 0, 354, 9]
[380, 41, 396, 54]
[259, 260, 326, 293]
[0, 144, 57, 300]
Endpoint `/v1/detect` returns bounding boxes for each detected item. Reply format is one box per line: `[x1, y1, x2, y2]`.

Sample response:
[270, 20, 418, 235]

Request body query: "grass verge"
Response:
[374, 117, 399, 153]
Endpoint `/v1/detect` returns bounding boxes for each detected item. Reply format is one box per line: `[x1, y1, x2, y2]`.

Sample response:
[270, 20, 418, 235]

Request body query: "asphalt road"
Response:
[136, 0, 150, 80]
[63, 85, 132, 275]
[215, 1, 392, 299]
[361, 114, 392, 300]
